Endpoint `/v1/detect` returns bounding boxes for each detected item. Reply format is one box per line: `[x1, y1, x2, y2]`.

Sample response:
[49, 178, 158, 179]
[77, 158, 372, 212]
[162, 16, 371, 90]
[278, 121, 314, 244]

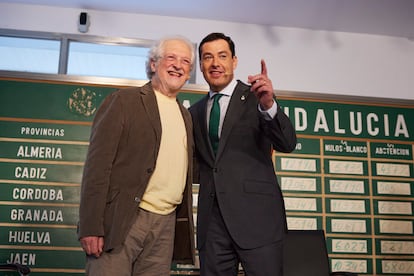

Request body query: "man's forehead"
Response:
[201, 40, 230, 53]
[164, 39, 188, 48]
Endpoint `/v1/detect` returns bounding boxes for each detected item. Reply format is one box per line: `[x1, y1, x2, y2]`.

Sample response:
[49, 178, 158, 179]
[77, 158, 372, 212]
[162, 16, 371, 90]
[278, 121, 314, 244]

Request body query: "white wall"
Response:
[1, 3, 414, 100]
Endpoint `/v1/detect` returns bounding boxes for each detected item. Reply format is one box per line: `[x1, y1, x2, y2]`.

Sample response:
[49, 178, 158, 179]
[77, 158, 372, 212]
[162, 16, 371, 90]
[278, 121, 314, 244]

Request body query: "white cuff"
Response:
[258, 100, 277, 120]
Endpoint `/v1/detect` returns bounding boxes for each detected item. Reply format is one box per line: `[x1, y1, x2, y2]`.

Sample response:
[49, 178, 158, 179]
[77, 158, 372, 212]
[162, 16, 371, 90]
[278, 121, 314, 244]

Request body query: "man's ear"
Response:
[150, 59, 157, 74]
[185, 71, 192, 81]
[233, 55, 238, 70]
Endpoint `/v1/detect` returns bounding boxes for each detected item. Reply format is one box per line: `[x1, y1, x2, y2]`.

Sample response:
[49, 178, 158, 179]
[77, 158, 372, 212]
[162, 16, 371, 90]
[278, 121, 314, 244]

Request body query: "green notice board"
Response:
[1, 75, 413, 275]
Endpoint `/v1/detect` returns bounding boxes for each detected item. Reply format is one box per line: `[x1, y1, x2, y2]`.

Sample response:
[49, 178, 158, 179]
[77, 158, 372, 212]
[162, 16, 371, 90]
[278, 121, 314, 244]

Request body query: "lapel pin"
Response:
[241, 95, 246, 101]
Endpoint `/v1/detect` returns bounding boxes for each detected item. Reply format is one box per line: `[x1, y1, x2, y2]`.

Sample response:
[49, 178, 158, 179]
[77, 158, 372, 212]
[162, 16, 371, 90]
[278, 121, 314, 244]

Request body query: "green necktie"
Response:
[209, 93, 223, 154]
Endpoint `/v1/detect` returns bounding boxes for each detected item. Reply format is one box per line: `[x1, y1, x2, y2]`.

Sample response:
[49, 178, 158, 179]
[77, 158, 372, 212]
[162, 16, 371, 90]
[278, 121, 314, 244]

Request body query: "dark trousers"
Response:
[199, 199, 284, 276]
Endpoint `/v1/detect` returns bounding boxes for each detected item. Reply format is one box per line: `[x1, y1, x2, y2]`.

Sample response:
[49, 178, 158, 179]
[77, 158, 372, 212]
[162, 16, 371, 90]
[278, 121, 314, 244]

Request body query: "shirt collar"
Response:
[209, 79, 237, 99]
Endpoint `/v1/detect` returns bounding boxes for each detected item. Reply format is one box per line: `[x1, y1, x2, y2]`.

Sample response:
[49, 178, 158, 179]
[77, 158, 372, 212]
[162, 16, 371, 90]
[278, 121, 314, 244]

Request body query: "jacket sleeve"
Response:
[261, 102, 297, 153]
[78, 91, 125, 239]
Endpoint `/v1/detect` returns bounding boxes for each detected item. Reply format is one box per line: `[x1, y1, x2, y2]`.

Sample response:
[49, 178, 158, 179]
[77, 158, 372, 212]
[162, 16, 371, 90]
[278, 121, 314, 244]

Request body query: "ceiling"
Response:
[3, 0, 414, 39]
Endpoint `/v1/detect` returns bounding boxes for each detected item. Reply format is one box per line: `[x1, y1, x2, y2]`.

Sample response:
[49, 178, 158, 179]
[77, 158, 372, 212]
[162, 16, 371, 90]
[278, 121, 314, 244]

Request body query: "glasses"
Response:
[160, 54, 192, 67]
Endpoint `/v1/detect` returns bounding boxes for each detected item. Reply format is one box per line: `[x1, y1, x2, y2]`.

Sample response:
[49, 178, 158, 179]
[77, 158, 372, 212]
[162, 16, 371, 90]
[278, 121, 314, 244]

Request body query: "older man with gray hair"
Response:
[78, 35, 196, 276]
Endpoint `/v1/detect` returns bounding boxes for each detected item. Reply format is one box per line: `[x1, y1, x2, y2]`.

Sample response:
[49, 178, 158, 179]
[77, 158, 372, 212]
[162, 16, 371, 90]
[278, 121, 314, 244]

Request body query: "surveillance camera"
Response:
[78, 12, 90, 33]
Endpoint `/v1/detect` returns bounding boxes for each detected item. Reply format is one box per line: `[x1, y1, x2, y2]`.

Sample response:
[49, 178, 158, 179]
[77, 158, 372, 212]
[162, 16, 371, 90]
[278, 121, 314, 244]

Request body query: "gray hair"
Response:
[145, 35, 195, 79]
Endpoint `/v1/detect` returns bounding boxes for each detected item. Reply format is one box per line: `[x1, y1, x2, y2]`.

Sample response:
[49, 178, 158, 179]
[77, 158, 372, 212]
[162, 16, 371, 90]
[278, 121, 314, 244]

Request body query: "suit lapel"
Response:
[216, 82, 250, 159]
[178, 100, 194, 167]
[140, 82, 162, 141]
[193, 95, 216, 164]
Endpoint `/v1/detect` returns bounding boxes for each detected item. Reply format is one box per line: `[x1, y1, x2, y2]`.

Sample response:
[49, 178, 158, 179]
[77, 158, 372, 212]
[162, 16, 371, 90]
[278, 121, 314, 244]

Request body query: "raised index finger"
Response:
[261, 59, 268, 77]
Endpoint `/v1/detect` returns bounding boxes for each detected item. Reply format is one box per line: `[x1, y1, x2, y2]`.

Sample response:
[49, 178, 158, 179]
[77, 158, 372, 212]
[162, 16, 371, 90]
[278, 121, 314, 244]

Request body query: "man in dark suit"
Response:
[78, 36, 195, 276]
[189, 32, 297, 276]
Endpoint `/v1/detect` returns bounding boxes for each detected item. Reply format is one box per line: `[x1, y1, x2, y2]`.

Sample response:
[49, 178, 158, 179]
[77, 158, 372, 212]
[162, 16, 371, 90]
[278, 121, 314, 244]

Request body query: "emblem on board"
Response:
[67, 88, 97, 117]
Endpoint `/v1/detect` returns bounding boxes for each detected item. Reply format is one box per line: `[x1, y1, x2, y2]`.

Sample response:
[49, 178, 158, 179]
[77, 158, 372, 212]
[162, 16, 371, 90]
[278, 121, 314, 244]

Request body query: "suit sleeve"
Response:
[78, 91, 125, 239]
[261, 102, 297, 153]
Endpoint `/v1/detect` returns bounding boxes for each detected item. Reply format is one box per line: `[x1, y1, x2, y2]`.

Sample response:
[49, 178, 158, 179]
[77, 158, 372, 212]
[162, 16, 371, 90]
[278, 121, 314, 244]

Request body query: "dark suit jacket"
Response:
[78, 82, 195, 264]
[190, 80, 297, 250]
